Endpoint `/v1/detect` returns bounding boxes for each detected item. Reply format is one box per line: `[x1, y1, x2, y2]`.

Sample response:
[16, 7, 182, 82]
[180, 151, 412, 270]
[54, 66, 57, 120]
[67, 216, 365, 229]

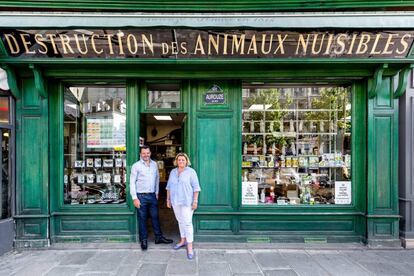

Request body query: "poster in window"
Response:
[86, 115, 126, 148]
[242, 181, 258, 205]
[335, 181, 352, 204]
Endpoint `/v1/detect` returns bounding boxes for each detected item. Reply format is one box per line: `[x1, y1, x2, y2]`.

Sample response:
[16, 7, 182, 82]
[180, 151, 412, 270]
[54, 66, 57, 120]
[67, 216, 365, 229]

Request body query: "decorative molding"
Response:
[0, 64, 20, 98]
[29, 64, 47, 98]
[368, 64, 387, 99]
[3, 12, 414, 28]
[394, 65, 414, 98]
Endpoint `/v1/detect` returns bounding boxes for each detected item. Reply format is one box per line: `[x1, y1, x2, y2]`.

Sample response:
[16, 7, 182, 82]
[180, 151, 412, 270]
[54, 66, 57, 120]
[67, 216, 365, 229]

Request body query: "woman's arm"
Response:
[192, 191, 199, 210]
[166, 190, 171, 208]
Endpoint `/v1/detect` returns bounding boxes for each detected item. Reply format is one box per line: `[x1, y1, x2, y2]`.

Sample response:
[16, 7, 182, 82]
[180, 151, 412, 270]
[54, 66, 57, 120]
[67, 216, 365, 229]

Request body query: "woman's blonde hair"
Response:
[173, 152, 191, 167]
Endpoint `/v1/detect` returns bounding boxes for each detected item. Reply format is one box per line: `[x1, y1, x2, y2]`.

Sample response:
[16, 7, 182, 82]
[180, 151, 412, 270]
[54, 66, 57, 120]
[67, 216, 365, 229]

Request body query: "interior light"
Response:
[3, 132, 9, 137]
[154, 115, 172, 121]
[248, 104, 272, 110]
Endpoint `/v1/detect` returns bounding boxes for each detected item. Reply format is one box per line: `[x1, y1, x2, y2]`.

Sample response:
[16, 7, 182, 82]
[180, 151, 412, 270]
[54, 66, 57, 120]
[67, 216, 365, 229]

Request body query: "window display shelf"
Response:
[241, 85, 352, 206]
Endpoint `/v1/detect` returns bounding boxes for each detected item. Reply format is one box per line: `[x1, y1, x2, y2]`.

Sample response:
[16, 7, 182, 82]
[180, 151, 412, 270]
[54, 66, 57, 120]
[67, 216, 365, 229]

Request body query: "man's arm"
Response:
[129, 163, 138, 200]
[155, 162, 160, 199]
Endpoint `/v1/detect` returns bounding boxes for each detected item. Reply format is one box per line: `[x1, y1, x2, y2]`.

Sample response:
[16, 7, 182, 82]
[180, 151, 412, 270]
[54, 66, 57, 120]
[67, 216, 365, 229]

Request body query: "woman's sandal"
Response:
[187, 249, 195, 260]
[173, 243, 186, 250]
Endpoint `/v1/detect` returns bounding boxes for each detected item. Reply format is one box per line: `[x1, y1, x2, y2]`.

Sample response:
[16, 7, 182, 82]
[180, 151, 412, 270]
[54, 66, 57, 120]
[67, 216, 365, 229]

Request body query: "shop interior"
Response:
[141, 113, 186, 239]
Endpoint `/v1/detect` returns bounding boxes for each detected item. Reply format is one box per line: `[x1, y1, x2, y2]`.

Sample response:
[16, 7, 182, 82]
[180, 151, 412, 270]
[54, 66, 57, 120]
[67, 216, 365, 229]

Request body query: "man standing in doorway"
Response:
[130, 145, 173, 250]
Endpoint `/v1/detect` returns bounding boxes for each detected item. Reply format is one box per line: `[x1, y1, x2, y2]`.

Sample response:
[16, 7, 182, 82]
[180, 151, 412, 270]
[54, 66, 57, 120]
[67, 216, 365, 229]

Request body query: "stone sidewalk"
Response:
[1, 243, 414, 276]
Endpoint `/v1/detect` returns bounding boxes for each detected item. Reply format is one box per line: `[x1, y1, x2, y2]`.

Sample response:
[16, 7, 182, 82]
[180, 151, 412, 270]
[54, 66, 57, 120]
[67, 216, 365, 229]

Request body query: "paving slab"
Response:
[198, 262, 231, 276]
[120, 250, 143, 265]
[166, 260, 197, 275]
[43, 266, 80, 276]
[372, 250, 414, 264]
[356, 261, 407, 276]
[226, 252, 261, 274]
[115, 265, 139, 276]
[341, 250, 390, 264]
[58, 251, 96, 265]
[136, 263, 167, 276]
[307, 250, 370, 276]
[141, 250, 172, 263]
[264, 269, 299, 276]
[253, 251, 291, 270]
[198, 250, 227, 263]
[11, 261, 58, 276]
[1, 245, 414, 276]
[278, 250, 330, 276]
[82, 251, 128, 272]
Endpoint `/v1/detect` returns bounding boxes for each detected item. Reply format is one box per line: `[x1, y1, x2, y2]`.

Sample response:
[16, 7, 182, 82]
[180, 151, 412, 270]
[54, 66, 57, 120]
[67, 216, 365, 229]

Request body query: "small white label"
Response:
[335, 181, 352, 204]
[242, 181, 258, 205]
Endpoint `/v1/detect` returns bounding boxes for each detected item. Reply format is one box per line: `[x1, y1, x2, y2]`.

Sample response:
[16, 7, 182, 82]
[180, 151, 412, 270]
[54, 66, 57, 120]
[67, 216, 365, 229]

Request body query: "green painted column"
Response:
[367, 76, 400, 247]
[15, 76, 50, 248]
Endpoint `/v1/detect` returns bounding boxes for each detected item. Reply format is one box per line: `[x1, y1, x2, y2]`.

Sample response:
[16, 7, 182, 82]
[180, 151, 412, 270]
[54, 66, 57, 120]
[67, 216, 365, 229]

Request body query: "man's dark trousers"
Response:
[136, 193, 163, 242]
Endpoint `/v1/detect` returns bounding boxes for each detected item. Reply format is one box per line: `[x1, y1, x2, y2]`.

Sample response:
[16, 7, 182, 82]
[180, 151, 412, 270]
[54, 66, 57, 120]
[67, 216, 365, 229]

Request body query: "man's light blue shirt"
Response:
[129, 158, 159, 200]
[166, 167, 201, 207]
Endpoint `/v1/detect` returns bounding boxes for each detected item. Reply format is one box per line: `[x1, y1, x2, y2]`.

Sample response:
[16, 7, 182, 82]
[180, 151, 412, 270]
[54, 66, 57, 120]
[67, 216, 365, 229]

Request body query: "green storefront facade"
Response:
[1, 2, 414, 249]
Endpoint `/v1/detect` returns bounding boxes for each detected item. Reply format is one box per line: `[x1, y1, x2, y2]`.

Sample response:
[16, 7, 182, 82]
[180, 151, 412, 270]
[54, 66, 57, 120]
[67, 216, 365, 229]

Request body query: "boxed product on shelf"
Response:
[159, 168, 167, 182]
[298, 156, 308, 167]
[308, 156, 319, 168]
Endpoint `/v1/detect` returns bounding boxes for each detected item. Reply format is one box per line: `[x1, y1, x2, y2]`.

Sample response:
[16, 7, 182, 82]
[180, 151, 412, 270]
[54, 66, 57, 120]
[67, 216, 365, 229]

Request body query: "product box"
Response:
[159, 169, 167, 182]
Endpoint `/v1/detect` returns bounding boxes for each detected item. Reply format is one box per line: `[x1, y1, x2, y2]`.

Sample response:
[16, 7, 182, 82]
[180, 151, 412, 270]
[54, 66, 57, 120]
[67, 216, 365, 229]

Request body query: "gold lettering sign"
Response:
[1, 29, 413, 59]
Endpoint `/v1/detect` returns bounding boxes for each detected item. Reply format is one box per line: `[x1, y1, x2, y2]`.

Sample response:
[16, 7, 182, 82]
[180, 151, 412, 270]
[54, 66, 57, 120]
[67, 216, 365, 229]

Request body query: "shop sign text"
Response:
[1, 29, 413, 59]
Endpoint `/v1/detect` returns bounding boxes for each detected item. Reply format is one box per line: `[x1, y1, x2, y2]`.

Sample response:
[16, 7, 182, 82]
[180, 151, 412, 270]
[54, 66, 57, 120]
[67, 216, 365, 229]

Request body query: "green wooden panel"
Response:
[22, 78, 40, 107]
[54, 215, 134, 236]
[240, 219, 355, 232]
[352, 82, 367, 214]
[368, 219, 399, 239]
[373, 116, 392, 209]
[21, 117, 43, 211]
[367, 76, 400, 246]
[197, 115, 232, 207]
[48, 81, 63, 213]
[199, 220, 232, 231]
[1, 0, 414, 11]
[16, 218, 48, 239]
[375, 222, 392, 235]
[61, 219, 130, 233]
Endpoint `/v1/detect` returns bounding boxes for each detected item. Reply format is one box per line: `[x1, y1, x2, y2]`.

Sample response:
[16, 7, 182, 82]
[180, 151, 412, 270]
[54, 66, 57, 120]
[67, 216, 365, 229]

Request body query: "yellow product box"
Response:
[242, 161, 252, 167]
[285, 157, 292, 167]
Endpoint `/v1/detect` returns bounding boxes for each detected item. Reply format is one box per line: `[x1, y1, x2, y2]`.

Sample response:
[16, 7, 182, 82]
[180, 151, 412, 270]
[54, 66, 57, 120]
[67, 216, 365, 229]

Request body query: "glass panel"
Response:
[64, 86, 127, 205]
[0, 97, 10, 124]
[241, 84, 352, 206]
[147, 83, 180, 109]
[1, 129, 11, 219]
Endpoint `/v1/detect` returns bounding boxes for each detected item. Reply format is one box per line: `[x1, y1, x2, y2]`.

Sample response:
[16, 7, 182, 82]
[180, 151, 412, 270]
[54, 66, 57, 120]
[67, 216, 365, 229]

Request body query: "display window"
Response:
[241, 84, 352, 206]
[63, 86, 127, 205]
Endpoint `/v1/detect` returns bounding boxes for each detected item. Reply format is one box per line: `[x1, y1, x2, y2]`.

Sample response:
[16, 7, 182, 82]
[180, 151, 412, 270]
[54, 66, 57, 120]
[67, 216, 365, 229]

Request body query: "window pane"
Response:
[242, 84, 352, 206]
[64, 86, 127, 205]
[0, 97, 9, 124]
[147, 83, 180, 109]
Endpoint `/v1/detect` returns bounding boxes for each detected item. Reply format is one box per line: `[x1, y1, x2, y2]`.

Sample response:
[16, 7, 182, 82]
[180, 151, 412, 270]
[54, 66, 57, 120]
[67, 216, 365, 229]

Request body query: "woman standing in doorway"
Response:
[166, 153, 201, 260]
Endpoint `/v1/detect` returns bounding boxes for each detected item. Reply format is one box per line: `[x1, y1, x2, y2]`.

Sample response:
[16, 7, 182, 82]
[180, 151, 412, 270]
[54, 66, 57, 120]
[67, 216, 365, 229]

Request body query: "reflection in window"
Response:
[64, 86, 127, 205]
[0, 97, 9, 124]
[147, 83, 180, 109]
[241, 84, 351, 206]
[1, 129, 10, 219]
